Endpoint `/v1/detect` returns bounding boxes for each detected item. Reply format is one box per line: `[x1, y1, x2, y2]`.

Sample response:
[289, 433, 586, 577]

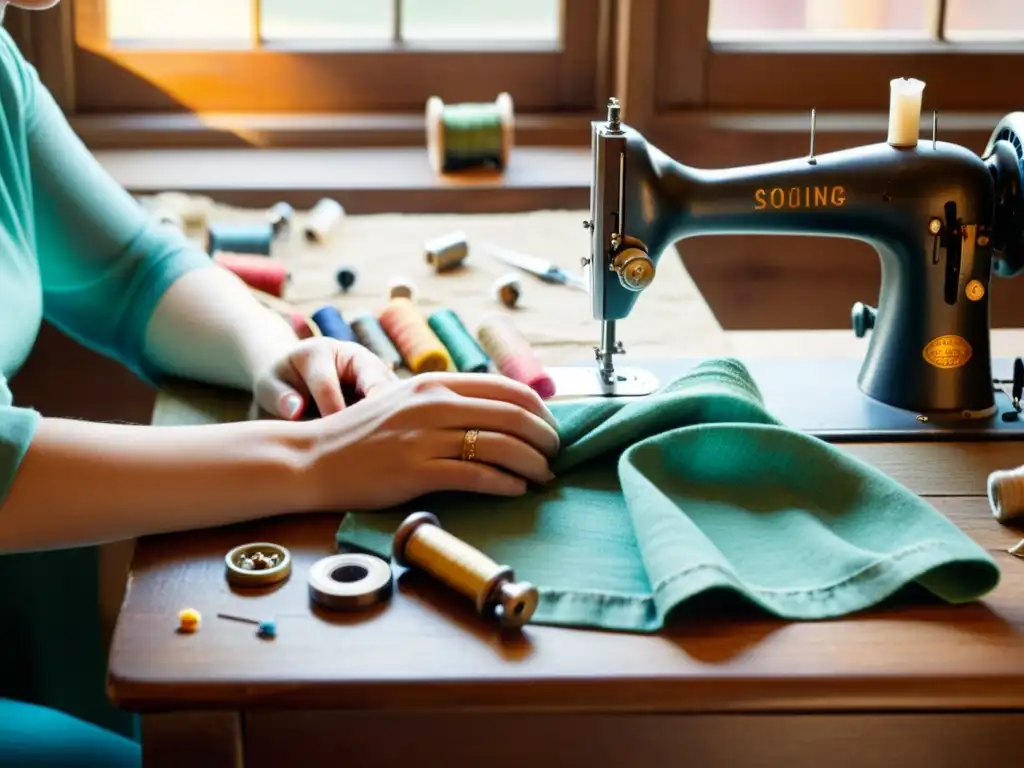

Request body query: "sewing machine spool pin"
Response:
[580, 82, 1024, 419]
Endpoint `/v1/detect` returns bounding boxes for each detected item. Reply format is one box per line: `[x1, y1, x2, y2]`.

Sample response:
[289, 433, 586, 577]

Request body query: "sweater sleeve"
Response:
[17, 42, 212, 384]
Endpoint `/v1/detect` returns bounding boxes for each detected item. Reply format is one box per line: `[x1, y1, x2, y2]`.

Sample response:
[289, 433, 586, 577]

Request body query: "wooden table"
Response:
[109, 331, 1024, 768]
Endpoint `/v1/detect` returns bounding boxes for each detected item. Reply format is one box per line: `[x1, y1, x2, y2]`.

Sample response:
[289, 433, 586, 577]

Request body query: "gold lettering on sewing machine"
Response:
[753, 186, 847, 210]
[922, 335, 973, 369]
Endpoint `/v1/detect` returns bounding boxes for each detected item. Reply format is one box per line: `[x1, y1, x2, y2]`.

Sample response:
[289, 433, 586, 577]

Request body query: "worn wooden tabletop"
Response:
[106, 202, 1024, 721]
[108, 333, 1024, 716]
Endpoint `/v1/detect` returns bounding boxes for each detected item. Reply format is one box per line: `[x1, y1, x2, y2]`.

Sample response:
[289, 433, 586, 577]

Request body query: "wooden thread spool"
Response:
[378, 297, 453, 374]
[476, 312, 555, 398]
[492, 273, 522, 308]
[267, 201, 295, 239]
[214, 251, 289, 297]
[425, 93, 514, 175]
[304, 198, 345, 243]
[387, 277, 416, 301]
[988, 465, 1024, 523]
[425, 230, 469, 272]
[392, 511, 538, 629]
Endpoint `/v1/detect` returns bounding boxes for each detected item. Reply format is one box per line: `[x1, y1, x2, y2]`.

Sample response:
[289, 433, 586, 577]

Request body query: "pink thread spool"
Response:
[476, 313, 555, 398]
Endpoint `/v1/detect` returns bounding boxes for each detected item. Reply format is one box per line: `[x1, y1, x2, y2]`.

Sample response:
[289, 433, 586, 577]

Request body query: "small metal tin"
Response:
[225, 542, 292, 587]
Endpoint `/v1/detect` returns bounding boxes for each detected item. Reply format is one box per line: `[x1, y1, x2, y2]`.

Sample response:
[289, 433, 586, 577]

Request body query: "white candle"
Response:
[887, 77, 926, 148]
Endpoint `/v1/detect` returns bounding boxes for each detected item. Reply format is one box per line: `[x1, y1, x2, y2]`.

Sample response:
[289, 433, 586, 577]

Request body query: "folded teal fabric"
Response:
[336, 359, 1000, 631]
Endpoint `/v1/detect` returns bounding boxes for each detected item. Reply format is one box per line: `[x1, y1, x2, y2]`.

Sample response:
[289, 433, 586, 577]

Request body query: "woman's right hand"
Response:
[301, 373, 562, 511]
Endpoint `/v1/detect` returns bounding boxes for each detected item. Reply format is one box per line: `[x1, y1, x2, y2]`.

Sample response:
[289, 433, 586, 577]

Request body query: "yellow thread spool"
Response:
[392, 511, 538, 628]
[378, 297, 452, 374]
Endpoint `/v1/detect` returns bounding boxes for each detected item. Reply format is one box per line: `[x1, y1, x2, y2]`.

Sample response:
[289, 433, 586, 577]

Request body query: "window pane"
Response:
[260, 0, 393, 42]
[107, 0, 251, 43]
[709, 0, 938, 41]
[945, 0, 1024, 40]
[402, 0, 560, 43]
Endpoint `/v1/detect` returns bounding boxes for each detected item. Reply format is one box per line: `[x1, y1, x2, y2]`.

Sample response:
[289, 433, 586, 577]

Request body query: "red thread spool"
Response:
[289, 311, 318, 339]
[476, 313, 555, 398]
[214, 251, 289, 297]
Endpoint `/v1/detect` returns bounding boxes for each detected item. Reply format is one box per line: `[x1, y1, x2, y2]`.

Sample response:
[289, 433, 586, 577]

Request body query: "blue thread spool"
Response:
[425, 93, 514, 175]
[312, 306, 355, 343]
[207, 222, 274, 256]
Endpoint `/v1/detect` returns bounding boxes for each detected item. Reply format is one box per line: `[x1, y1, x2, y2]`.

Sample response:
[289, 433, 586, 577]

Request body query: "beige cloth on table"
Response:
[144, 193, 728, 366]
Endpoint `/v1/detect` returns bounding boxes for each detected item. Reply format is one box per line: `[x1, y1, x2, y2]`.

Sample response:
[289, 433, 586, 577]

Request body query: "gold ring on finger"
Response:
[461, 429, 480, 461]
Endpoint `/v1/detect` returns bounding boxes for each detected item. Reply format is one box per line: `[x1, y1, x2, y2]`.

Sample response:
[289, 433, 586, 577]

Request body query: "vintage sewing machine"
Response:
[556, 79, 1024, 441]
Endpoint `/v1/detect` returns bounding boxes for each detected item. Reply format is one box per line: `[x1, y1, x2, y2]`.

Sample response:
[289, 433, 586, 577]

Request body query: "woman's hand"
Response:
[302, 372, 561, 510]
[253, 337, 399, 420]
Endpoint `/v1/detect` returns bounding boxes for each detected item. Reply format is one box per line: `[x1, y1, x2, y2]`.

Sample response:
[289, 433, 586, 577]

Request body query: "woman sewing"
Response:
[0, 2, 559, 764]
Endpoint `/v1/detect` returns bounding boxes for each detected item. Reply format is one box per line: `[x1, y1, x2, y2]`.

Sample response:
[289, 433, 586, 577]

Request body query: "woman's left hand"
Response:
[253, 337, 399, 420]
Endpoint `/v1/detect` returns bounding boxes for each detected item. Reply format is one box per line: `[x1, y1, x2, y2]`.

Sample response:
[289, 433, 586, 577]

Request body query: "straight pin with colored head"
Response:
[217, 612, 277, 639]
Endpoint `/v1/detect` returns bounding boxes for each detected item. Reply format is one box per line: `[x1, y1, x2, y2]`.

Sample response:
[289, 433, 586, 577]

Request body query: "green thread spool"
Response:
[207, 223, 274, 256]
[428, 309, 490, 373]
[426, 93, 514, 174]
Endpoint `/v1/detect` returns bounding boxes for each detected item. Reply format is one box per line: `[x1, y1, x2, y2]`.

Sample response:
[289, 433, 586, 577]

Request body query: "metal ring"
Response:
[461, 429, 479, 461]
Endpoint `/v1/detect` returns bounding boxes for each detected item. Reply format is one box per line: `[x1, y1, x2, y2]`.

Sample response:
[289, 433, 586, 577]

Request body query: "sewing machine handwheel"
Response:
[983, 113, 1024, 278]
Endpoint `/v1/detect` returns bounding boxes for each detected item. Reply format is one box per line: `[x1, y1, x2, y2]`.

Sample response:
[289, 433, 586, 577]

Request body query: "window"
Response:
[653, 0, 1024, 112]
[71, 0, 602, 113]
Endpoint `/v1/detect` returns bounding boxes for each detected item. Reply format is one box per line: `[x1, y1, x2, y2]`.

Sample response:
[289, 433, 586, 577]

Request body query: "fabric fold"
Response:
[337, 358, 1000, 631]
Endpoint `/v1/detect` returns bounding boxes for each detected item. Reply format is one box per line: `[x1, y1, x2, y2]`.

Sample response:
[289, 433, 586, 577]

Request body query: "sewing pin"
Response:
[808, 108, 817, 165]
[932, 110, 938, 150]
[217, 612, 277, 639]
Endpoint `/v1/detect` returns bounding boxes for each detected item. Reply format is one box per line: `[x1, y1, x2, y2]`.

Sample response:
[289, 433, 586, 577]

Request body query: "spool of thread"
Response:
[425, 231, 469, 272]
[245, 287, 321, 339]
[492, 273, 522, 308]
[289, 311, 318, 339]
[336, 266, 357, 292]
[428, 309, 490, 373]
[304, 198, 345, 243]
[987, 466, 1024, 524]
[351, 312, 403, 371]
[312, 305, 356, 343]
[387, 277, 416, 301]
[378, 297, 453, 374]
[214, 252, 289, 297]
[207, 222, 274, 256]
[476, 313, 555, 398]
[425, 93, 514, 175]
[267, 201, 295, 238]
[392, 511, 538, 629]
[887, 77, 925, 148]
[308, 553, 393, 611]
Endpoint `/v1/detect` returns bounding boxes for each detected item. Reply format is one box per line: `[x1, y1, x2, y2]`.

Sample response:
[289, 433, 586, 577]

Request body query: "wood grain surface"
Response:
[109, 373, 1024, 715]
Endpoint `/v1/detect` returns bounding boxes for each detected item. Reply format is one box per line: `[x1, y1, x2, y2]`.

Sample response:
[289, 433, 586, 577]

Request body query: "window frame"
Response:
[69, 0, 605, 114]
[649, 0, 1024, 115]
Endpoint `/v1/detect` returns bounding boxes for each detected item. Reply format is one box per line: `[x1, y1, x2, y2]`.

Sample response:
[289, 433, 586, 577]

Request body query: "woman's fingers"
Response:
[414, 372, 558, 430]
[287, 343, 347, 416]
[435, 395, 561, 458]
[440, 429, 555, 485]
[425, 459, 528, 497]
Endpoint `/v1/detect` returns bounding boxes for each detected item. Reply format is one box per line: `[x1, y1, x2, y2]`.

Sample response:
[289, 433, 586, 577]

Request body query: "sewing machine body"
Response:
[572, 95, 1024, 437]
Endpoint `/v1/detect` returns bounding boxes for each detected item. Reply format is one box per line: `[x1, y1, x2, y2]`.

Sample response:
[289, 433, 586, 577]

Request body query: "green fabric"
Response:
[338, 359, 1000, 630]
[0, 27, 208, 739]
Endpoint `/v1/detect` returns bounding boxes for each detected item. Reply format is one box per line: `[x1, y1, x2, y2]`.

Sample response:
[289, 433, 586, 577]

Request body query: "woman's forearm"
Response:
[0, 416, 318, 553]
[143, 265, 299, 391]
